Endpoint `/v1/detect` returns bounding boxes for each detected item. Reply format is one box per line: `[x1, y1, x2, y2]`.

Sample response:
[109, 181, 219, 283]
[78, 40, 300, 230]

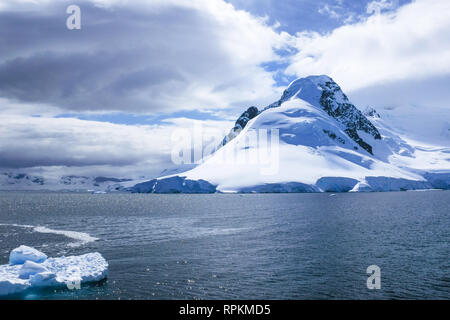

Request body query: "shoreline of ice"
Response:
[130, 174, 450, 194]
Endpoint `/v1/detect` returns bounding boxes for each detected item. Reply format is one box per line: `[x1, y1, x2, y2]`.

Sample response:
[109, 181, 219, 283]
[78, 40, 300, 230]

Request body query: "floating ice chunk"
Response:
[44, 253, 108, 285]
[19, 261, 49, 279]
[29, 271, 57, 287]
[9, 245, 48, 265]
[0, 247, 108, 296]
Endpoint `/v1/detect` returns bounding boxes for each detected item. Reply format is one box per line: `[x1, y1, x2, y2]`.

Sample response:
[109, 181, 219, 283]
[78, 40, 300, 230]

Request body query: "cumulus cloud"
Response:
[0, 0, 288, 113]
[286, 0, 450, 100]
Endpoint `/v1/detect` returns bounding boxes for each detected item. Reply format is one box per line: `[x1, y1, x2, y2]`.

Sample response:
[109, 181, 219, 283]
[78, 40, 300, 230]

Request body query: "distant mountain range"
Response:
[0, 173, 134, 192]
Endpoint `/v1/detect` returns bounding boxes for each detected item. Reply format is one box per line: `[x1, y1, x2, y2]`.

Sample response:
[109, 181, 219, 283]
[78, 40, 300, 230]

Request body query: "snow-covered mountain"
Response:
[132, 75, 450, 193]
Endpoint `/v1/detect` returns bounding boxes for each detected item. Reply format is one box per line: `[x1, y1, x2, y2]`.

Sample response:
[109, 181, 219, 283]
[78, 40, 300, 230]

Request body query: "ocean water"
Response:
[0, 191, 448, 300]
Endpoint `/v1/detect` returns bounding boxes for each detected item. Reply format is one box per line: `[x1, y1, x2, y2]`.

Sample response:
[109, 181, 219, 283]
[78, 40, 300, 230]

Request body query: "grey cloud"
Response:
[0, 0, 281, 113]
[0, 51, 185, 110]
[0, 151, 152, 169]
[0, 115, 232, 175]
[0, 115, 174, 170]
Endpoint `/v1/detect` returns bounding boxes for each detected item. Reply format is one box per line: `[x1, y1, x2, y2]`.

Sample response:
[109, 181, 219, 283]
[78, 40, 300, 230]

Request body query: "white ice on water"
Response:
[0, 245, 108, 296]
[9, 245, 48, 265]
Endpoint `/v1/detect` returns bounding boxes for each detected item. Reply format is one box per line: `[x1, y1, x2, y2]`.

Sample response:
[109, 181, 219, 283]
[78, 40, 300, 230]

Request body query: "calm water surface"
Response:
[0, 191, 449, 299]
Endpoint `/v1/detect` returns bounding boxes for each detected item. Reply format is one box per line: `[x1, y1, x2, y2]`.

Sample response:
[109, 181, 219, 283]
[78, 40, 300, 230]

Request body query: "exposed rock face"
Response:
[221, 106, 259, 146]
[317, 79, 381, 155]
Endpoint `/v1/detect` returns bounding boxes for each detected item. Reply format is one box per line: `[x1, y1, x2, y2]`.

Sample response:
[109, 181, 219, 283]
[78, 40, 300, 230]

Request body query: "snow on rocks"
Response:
[0, 246, 108, 296]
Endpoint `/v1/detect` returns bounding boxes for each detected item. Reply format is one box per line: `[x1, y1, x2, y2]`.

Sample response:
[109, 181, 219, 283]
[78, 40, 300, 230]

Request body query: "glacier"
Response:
[0, 246, 108, 296]
[131, 75, 450, 193]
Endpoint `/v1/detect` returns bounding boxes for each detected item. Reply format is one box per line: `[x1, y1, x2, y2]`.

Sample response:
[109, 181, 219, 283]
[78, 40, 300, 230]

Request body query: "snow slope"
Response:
[132, 75, 449, 193]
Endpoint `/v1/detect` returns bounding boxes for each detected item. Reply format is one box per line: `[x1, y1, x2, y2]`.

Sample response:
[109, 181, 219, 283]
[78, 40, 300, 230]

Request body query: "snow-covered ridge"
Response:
[0, 173, 134, 191]
[131, 75, 450, 193]
[230, 75, 382, 155]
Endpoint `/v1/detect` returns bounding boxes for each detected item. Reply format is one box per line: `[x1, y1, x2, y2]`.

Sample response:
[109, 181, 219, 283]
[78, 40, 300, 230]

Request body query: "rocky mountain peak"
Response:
[223, 75, 382, 155]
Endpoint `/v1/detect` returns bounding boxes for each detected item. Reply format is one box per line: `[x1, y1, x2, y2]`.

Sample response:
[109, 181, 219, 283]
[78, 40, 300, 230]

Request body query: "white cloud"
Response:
[286, 0, 450, 93]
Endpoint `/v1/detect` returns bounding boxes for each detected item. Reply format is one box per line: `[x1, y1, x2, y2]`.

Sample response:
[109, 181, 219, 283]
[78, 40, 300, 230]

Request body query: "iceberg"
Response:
[10, 245, 48, 265]
[18, 261, 49, 279]
[0, 246, 108, 296]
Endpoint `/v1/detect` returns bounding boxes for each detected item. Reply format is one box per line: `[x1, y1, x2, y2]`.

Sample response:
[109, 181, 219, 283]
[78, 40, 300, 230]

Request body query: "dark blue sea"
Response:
[0, 191, 449, 299]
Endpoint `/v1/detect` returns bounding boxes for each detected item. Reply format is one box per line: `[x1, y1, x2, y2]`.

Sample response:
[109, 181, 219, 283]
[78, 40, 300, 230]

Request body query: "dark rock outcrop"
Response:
[221, 106, 259, 146]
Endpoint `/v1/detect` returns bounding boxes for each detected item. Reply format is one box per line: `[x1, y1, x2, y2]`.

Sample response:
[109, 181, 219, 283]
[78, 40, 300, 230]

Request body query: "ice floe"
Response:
[0, 246, 108, 296]
[10, 245, 48, 265]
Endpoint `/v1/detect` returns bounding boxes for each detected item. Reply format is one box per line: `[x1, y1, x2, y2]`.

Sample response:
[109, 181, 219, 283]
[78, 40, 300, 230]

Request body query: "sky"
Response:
[0, 0, 449, 179]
